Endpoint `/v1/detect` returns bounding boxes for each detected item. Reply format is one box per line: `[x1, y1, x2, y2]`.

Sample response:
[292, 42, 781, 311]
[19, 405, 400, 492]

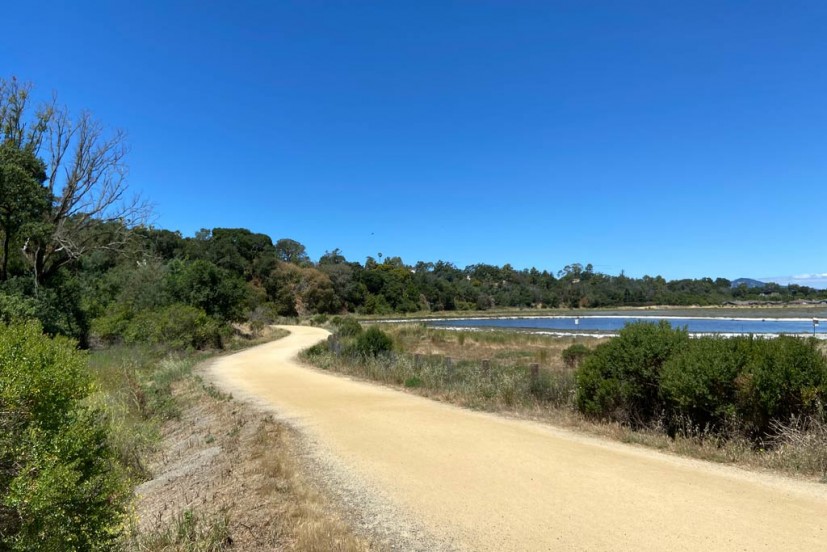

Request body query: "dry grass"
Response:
[389, 323, 602, 369]
[123, 351, 373, 551]
[250, 417, 371, 552]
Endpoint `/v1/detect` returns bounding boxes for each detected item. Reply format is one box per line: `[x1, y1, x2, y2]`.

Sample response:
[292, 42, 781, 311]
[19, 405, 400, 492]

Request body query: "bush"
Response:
[660, 337, 743, 432]
[94, 304, 227, 350]
[578, 323, 827, 440]
[736, 336, 827, 437]
[561, 343, 592, 369]
[124, 304, 226, 350]
[0, 322, 128, 550]
[351, 326, 393, 357]
[661, 336, 827, 438]
[0, 291, 37, 323]
[575, 321, 689, 425]
[90, 304, 132, 344]
[165, 259, 248, 322]
[334, 316, 363, 338]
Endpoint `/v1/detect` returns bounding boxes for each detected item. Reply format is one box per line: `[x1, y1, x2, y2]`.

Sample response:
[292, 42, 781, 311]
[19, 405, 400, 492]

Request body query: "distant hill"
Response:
[731, 278, 767, 289]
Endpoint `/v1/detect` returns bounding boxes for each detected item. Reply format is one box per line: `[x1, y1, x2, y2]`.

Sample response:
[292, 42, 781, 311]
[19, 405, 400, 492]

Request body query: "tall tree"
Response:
[0, 142, 48, 281]
[0, 77, 149, 285]
[274, 238, 309, 265]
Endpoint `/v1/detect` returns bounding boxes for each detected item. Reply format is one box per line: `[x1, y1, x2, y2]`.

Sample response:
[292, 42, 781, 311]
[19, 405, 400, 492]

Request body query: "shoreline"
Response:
[378, 314, 824, 323]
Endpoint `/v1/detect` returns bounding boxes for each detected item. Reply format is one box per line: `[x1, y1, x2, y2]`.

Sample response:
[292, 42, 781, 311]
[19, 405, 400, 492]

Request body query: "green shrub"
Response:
[94, 304, 227, 350]
[334, 316, 363, 338]
[0, 322, 129, 550]
[351, 326, 393, 357]
[579, 324, 827, 440]
[660, 337, 743, 432]
[304, 341, 328, 357]
[165, 259, 248, 322]
[575, 321, 689, 425]
[662, 335, 827, 438]
[0, 291, 37, 323]
[91, 304, 132, 344]
[736, 336, 827, 437]
[561, 343, 592, 369]
[404, 376, 423, 388]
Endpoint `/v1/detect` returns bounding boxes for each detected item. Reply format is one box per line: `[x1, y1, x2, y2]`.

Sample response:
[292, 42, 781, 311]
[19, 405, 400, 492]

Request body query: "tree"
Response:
[264, 262, 340, 315]
[0, 142, 49, 281]
[166, 259, 248, 321]
[206, 228, 277, 281]
[0, 77, 149, 285]
[274, 238, 309, 265]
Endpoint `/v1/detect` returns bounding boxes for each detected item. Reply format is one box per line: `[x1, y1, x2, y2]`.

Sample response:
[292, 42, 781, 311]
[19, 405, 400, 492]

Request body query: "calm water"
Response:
[429, 316, 826, 335]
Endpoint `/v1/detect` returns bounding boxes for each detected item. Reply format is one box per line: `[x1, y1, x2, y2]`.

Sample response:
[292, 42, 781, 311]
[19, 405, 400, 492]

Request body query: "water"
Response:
[428, 316, 826, 336]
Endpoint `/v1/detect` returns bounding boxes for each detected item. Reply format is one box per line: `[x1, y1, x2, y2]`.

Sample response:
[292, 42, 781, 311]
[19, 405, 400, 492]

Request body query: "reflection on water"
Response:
[429, 316, 825, 335]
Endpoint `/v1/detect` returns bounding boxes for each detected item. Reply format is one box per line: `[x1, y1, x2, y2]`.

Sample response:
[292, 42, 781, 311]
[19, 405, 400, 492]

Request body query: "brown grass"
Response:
[389, 323, 602, 368]
[124, 355, 373, 551]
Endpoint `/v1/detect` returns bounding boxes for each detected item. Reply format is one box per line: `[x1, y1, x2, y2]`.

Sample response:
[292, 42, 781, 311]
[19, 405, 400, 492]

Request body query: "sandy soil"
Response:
[208, 325, 827, 551]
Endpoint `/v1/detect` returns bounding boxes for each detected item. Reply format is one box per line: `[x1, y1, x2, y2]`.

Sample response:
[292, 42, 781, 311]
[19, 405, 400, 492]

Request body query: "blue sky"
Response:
[3, 1, 826, 284]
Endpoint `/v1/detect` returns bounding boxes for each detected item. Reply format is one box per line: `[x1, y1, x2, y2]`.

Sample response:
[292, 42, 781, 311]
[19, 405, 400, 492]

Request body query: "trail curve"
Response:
[208, 325, 827, 551]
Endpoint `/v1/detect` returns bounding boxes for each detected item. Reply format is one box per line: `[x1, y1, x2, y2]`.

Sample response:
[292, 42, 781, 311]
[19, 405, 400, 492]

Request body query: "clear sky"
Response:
[3, 1, 826, 285]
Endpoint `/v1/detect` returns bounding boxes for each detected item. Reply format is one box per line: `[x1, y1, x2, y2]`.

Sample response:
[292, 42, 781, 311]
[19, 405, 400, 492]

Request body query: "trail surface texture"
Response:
[208, 326, 827, 551]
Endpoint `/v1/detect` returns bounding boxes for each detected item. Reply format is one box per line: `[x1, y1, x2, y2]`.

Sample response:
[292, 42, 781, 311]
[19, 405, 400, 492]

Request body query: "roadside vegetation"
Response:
[0, 77, 368, 551]
[92, 335, 371, 552]
[3, 75, 827, 547]
[304, 320, 827, 481]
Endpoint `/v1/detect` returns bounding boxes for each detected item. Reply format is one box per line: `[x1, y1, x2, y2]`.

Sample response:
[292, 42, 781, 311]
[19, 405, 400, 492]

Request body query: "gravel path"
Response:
[208, 325, 827, 551]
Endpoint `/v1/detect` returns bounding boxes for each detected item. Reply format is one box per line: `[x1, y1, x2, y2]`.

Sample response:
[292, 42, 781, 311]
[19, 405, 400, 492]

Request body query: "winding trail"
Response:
[208, 326, 827, 551]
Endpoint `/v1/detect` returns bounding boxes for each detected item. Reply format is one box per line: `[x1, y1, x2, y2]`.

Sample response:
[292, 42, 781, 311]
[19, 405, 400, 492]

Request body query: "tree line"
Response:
[2, 77, 826, 350]
[2, 75, 826, 550]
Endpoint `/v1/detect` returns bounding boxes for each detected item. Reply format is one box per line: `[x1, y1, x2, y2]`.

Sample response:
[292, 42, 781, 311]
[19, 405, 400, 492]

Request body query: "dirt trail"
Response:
[208, 326, 827, 551]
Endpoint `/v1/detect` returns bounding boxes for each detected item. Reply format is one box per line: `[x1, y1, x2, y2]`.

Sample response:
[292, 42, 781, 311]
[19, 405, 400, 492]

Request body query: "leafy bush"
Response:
[575, 321, 689, 425]
[304, 341, 328, 357]
[0, 273, 90, 346]
[0, 322, 129, 550]
[351, 326, 393, 356]
[124, 304, 226, 350]
[578, 323, 827, 440]
[736, 336, 827, 437]
[661, 336, 827, 437]
[334, 316, 363, 338]
[660, 337, 743, 432]
[91, 304, 132, 344]
[94, 304, 227, 350]
[165, 259, 249, 322]
[561, 343, 592, 369]
[404, 376, 423, 388]
[0, 291, 37, 323]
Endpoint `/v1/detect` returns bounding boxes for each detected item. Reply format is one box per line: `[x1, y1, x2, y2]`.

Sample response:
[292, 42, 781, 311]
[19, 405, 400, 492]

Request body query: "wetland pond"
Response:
[427, 316, 826, 336]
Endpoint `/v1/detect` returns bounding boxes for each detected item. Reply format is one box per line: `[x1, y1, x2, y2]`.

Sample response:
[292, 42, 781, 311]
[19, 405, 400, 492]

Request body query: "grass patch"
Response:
[404, 376, 423, 388]
[250, 417, 370, 551]
[304, 327, 581, 413]
[98, 330, 372, 551]
[126, 509, 232, 551]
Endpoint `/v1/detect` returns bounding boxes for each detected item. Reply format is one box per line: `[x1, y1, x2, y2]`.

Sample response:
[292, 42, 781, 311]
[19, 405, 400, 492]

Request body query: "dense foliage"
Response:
[350, 326, 394, 357]
[0, 322, 128, 550]
[576, 322, 827, 439]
